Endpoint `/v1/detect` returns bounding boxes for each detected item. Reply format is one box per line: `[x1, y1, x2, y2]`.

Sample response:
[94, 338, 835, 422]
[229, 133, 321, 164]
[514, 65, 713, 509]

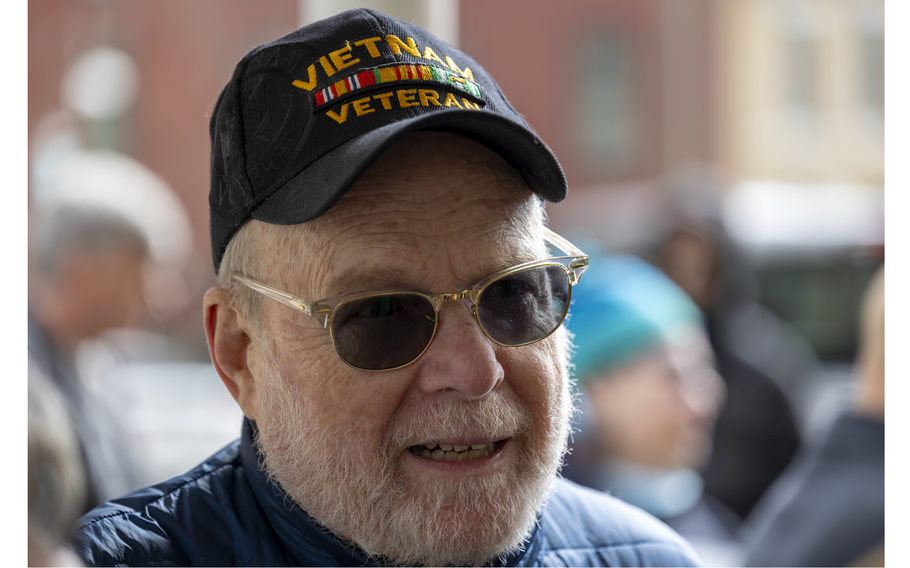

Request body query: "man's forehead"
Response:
[322, 236, 542, 295]
[254, 133, 544, 281]
[256, 208, 544, 296]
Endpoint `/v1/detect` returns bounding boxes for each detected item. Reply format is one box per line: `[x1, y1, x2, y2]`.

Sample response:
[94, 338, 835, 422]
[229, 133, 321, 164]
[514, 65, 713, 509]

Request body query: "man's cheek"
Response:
[288, 363, 403, 441]
[510, 339, 564, 390]
[499, 345, 563, 425]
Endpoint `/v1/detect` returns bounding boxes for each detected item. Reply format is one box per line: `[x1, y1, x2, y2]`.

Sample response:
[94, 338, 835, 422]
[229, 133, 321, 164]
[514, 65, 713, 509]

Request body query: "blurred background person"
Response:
[742, 265, 884, 567]
[28, 204, 147, 509]
[29, 361, 87, 567]
[562, 253, 737, 566]
[653, 178, 813, 522]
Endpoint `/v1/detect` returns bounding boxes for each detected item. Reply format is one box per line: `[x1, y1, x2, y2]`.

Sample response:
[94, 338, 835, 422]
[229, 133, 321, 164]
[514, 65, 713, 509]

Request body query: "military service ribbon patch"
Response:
[313, 64, 483, 106]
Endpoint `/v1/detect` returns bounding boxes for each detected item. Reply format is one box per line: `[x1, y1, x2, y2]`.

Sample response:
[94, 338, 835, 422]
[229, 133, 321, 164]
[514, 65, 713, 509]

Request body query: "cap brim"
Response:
[250, 110, 567, 225]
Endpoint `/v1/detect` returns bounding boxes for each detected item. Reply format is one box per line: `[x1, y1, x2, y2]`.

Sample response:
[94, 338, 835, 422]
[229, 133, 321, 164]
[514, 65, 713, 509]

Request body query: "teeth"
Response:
[410, 441, 498, 461]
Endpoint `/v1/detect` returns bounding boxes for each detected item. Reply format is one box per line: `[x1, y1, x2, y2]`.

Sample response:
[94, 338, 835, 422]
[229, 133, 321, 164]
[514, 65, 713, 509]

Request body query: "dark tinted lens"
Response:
[331, 293, 436, 370]
[476, 265, 570, 345]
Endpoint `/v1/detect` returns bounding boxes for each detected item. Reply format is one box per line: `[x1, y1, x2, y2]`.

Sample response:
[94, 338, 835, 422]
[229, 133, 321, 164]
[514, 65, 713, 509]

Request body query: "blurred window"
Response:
[856, 1, 884, 119]
[786, 37, 817, 114]
[782, 0, 820, 128]
[571, 31, 636, 175]
[757, 257, 881, 362]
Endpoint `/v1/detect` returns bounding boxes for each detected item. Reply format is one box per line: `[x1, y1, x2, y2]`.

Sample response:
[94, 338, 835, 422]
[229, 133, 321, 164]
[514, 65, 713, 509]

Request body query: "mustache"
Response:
[384, 391, 532, 450]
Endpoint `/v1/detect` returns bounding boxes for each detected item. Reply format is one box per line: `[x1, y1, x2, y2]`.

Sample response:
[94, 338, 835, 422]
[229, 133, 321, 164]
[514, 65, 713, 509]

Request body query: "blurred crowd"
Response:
[26, 196, 240, 565]
[554, 172, 884, 566]
[561, 241, 883, 566]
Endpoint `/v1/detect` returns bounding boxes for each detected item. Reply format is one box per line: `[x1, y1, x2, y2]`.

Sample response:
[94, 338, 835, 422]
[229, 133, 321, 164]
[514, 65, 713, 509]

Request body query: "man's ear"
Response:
[203, 287, 260, 420]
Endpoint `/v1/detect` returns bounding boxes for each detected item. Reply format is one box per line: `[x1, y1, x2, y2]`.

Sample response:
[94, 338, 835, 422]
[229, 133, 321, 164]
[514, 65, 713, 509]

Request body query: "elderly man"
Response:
[74, 9, 701, 567]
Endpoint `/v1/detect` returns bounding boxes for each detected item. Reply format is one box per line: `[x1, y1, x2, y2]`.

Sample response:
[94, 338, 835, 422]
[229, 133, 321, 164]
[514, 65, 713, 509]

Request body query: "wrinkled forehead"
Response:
[252, 133, 547, 293]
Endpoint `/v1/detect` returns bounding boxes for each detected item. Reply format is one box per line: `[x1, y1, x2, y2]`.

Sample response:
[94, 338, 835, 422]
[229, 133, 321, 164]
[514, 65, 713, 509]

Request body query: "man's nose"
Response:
[412, 301, 505, 398]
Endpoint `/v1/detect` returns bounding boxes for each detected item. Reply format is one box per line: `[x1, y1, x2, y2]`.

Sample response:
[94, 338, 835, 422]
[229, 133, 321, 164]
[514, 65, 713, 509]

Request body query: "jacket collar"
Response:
[239, 418, 541, 566]
[240, 418, 377, 566]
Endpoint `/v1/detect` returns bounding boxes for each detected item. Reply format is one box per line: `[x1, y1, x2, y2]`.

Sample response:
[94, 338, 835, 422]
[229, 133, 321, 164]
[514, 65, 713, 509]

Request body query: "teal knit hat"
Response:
[567, 254, 704, 384]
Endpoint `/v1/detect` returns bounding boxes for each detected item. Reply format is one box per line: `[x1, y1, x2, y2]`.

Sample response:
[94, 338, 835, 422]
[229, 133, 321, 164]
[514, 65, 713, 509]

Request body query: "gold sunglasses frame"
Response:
[233, 227, 589, 371]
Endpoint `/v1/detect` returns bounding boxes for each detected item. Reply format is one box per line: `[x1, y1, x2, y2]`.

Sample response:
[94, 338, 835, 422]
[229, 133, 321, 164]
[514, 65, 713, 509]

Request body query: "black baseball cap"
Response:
[209, 8, 568, 273]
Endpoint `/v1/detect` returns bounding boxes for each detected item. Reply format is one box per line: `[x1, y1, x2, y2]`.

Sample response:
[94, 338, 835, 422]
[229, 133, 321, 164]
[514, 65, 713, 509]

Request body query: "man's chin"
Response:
[355, 478, 546, 567]
[317, 447, 549, 565]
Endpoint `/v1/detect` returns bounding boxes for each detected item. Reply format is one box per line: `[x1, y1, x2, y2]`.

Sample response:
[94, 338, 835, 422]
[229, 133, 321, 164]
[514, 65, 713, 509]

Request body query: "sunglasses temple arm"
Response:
[543, 228, 587, 257]
[233, 274, 320, 316]
[543, 228, 589, 283]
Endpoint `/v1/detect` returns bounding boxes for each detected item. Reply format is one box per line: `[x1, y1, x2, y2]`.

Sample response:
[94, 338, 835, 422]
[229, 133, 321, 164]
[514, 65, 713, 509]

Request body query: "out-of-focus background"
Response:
[26, 0, 886, 564]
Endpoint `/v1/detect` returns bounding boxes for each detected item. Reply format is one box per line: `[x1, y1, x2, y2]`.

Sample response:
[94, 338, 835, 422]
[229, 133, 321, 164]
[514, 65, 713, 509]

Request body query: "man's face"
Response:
[242, 133, 573, 566]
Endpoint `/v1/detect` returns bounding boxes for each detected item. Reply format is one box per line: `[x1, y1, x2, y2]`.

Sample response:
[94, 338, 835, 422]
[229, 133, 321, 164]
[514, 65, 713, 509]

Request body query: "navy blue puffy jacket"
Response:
[75, 419, 702, 566]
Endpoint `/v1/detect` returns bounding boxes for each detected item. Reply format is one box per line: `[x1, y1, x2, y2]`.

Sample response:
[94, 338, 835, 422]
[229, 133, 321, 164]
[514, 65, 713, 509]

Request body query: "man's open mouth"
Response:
[408, 442, 499, 462]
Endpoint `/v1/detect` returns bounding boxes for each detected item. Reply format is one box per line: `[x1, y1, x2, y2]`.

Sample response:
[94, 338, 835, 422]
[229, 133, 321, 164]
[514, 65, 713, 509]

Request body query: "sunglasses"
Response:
[233, 228, 588, 372]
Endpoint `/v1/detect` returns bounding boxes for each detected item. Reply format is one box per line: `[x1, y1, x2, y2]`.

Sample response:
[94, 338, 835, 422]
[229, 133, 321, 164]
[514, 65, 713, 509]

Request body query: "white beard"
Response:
[252, 346, 574, 567]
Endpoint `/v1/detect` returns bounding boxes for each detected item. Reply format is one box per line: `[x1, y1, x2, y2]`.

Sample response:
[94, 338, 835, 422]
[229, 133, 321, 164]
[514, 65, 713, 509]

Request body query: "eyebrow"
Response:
[323, 249, 542, 299]
[326, 266, 415, 297]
